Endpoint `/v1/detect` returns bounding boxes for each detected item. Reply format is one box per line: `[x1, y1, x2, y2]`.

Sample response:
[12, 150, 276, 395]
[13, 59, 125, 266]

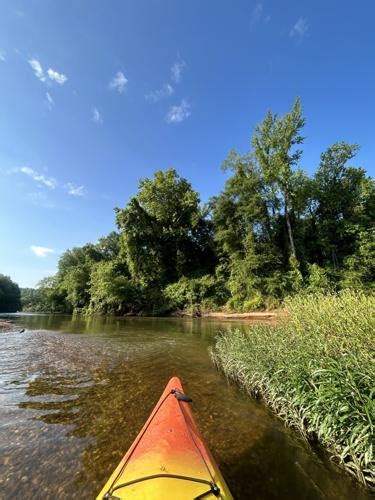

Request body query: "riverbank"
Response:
[20, 306, 280, 321]
[211, 291, 375, 490]
[171, 309, 279, 321]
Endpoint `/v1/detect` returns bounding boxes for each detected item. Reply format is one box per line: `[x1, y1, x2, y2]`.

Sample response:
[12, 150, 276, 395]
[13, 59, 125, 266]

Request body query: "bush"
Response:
[305, 263, 331, 293]
[340, 229, 375, 290]
[164, 274, 229, 312]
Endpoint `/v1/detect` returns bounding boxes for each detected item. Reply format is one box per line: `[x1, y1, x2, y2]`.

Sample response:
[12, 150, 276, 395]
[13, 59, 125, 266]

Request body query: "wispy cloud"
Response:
[145, 83, 174, 102]
[171, 59, 187, 84]
[290, 17, 308, 39]
[10, 165, 87, 202]
[250, 3, 270, 28]
[92, 107, 103, 124]
[166, 100, 191, 124]
[0, 50, 6, 62]
[30, 245, 55, 257]
[47, 68, 67, 85]
[250, 3, 263, 27]
[28, 58, 67, 85]
[17, 166, 57, 188]
[45, 92, 54, 110]
[29, 58, 45, 82]
[65, 183, 85, 196]
[109, 71, 128, 93]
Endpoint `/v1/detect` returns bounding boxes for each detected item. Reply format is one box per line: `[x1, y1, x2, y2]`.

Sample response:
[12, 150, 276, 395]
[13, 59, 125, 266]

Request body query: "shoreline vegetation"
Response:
[211, 291, 375, 490]
[14, 97, 373, 317]
[170, 309, 279, 321]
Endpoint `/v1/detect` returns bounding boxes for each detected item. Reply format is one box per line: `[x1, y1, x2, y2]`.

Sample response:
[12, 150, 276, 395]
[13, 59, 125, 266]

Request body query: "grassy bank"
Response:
[211, 291, 374, 489]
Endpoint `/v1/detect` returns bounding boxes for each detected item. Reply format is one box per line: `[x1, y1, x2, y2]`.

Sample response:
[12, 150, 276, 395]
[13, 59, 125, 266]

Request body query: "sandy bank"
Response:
[202, 311, 279, 320]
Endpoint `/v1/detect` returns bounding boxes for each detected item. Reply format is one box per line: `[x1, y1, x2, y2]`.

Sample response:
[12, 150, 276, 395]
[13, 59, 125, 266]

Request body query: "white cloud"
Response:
[28, 59, 67, 84]
[290, 17, 308, 38]
[109, 71, 128, 93]
[30, 245, 55, 257]
[11, 166, 85, 203]
[171, 59, 187, 84]
[45, 92, 54, 110]
[47, 68, 67, 85]
[92, 107, 103, 124]
[145, 83, 174, 102]
[65, 182, 85, 196]
[0, 50, 6, 62]
[18, 166, 57, 188]
[250, 3, 263, 27]
[29, 58, 46, 82]
[166, 100, 191, 124]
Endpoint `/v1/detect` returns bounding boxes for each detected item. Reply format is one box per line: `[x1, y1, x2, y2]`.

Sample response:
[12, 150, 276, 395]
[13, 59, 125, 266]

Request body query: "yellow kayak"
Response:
[97, 376, 233, 499]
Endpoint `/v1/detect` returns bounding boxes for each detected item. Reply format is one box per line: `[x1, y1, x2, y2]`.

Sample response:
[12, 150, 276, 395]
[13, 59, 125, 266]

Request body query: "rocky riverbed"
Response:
[0, 320, 15, 332]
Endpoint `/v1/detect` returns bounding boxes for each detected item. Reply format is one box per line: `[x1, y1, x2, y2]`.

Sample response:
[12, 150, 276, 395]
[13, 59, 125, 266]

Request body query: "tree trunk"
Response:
[284, 196, 296, 258]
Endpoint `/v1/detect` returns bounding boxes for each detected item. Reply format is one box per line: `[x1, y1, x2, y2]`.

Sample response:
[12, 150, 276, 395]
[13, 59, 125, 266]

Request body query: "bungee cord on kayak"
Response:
[98, 377, 232, 499]
[106, 474, 220, 499]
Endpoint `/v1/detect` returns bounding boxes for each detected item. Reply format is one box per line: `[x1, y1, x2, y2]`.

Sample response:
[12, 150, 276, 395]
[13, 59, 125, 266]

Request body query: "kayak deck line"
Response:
[97, 377, 233, 499]
[105, 473, 219, 498]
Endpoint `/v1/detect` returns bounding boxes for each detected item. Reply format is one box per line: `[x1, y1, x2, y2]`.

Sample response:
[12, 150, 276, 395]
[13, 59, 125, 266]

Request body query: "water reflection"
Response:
[0, 314, 370, 499]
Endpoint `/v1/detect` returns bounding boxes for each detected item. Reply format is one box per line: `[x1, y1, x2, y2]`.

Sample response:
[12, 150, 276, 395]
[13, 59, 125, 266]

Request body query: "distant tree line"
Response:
[21, 98, 375, 315]
[0, 274, 21, 312]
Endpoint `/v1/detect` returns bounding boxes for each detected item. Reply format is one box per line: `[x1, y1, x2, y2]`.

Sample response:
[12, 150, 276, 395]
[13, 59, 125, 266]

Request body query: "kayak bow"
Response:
[97, 376, 233, 499]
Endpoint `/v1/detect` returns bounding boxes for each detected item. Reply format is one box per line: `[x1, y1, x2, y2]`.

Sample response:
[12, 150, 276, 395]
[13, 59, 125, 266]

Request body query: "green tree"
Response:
[313, 142, 375, 268]
[212, 151, 272, 258]
[36, 276, 69, 312]
[212, 151, 284, 309]
[252, 97, 305, 258]
[95, 231, 121, 261]
[341, 228, 375, 289]
[56, 244, 103, 310]
[89, 261, 140, 314]
[21, 288, 42, 311]
[0, 274, 21, 312]
[116, 169, 216, 287]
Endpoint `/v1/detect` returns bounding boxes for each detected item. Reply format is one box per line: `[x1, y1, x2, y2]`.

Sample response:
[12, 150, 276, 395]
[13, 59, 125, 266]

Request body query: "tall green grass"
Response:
[211, 291, 374, 489]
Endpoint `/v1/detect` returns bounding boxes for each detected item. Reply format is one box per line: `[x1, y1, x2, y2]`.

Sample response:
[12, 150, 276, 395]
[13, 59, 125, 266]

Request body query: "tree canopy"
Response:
[23, 99, 374, 315]
[0, 274, 21, 312]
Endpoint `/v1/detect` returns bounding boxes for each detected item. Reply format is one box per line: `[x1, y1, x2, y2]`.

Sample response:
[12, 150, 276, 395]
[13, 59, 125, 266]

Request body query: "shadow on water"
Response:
[0, 314, 371, 499]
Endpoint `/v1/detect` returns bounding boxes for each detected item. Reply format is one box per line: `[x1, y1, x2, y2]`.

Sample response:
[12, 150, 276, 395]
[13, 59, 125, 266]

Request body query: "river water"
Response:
[0, 314, 370, 499]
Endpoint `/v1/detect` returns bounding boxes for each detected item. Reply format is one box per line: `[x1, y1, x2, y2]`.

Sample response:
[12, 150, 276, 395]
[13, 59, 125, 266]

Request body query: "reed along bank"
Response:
[211, 291, 374, 489]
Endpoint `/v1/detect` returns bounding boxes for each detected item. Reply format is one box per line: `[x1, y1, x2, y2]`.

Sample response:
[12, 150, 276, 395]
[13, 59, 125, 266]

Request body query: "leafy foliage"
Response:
[88, 261, 140, 314]
[164, 274, 229, 314]
[115, 169, 216, 287]
[0, 274, 21, 312]
[22, 99, 374, 315]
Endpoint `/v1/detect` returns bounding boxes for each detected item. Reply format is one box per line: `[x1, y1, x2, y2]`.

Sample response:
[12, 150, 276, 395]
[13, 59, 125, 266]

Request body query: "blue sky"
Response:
[1, 1, 374, 287]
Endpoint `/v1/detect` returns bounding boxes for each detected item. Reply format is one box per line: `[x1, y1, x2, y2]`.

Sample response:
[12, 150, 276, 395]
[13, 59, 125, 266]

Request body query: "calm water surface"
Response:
[0, 314, 370, 499]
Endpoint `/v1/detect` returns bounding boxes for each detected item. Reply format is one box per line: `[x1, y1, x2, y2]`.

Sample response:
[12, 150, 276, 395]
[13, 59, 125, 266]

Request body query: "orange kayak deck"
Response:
[97, 376, 233, 499]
